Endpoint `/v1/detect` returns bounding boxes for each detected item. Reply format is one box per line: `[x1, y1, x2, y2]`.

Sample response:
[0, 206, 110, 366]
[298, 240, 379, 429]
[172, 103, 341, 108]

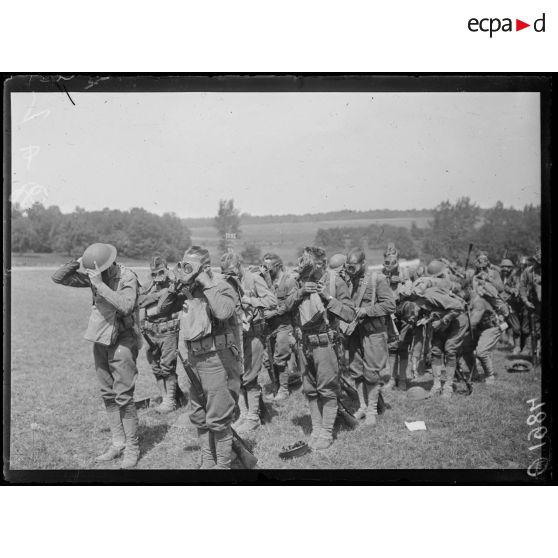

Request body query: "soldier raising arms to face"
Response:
[52, 243, 142, 468]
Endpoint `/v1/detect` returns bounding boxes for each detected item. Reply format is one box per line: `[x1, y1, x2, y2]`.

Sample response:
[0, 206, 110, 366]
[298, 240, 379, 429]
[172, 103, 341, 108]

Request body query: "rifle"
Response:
[454, 361, 473, 395]
[177, 351, 258, 469]
[265, 334, 280, 396]
[337, 398, 359, 429]
[141, 329, 162, 360]
[464, 242, 474, 271]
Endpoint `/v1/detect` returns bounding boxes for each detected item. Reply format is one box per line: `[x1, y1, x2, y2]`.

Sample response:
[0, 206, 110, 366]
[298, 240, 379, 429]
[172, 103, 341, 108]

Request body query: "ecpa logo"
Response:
[468, 13, 546, 37]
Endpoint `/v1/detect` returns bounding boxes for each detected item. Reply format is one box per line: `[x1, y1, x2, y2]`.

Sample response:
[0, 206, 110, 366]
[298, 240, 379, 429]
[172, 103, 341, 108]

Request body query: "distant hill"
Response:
[183, 208, 433, 227]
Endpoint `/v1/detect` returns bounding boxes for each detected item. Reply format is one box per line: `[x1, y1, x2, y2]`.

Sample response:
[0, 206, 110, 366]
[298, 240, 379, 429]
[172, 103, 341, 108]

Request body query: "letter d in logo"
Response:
[534, 13, 546, 32]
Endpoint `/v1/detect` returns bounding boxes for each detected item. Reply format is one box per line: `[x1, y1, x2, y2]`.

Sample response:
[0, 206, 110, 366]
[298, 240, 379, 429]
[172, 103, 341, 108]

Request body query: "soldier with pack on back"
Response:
[343, 248, 396, 424]
[51, 243, 142, 468]
[138, 254, 182, 414]
[410, 264, 469, 399]
[290, 247, 355, 449]
[220, 252, 277, 433]
[159, 246, 242, 469]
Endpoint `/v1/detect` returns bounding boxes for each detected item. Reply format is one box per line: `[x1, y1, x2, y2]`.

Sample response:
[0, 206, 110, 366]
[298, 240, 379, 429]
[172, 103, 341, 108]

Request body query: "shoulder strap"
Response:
[355, 272, 371, 308]
[329, 270, 336, 298]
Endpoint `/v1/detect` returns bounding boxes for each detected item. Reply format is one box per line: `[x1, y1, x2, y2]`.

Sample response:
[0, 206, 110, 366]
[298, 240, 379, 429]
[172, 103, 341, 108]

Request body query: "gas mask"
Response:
[151, 267, 169, 285]
[176, 258, 204, 286]
[297, 253, 324, 282]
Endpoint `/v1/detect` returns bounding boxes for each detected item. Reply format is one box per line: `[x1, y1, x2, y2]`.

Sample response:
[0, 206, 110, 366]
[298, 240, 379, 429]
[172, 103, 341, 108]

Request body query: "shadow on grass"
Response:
[138, 423, 171, 457]
[291, 413, 312, 435]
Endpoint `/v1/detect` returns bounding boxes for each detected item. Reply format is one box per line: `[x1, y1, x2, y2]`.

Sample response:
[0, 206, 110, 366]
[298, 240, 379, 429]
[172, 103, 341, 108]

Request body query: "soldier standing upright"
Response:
[220, 252, 277, 432]
[261, 253, 298, 401]
[344, 248, 396, 424]
[138, 254, 181, 413]
[290, 247, 355, 449]
[519, 248, 542, 360]
[51, 243, 142, 468]
[159, 246, 242, 469]
[499, 258, 523, 353]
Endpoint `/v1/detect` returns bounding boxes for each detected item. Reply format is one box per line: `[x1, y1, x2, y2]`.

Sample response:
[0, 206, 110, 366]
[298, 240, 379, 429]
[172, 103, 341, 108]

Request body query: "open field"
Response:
[8, 268, 542, 473]
[190, 216, 431, 265]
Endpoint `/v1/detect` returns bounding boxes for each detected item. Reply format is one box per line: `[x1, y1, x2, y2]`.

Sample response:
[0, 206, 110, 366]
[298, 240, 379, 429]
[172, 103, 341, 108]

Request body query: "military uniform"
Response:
[159, 269, 241, 469]
[519, 263, 541, 358]
[459, 293, 502, 383]
[52, 256, 141, 467]
[138, 267, 182, 412]
[292, 271, 355, 448]
[224, 265, 277, 431]
[265, 268, 299, 399]
[412, 284, 468, 398]
[347, 271, 396, 421]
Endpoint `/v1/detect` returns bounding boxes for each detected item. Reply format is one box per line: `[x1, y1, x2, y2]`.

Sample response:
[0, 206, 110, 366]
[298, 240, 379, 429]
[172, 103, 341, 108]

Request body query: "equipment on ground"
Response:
[279, 441, 311, 460]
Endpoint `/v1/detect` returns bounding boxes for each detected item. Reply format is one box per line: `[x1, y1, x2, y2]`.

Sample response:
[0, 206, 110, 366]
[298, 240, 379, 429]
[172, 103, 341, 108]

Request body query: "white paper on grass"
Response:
[405, 421, 426, 431]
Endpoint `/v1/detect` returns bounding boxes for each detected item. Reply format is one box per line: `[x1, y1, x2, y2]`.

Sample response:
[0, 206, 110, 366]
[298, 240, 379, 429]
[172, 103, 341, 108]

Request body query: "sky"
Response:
[10, 91, 541, 218]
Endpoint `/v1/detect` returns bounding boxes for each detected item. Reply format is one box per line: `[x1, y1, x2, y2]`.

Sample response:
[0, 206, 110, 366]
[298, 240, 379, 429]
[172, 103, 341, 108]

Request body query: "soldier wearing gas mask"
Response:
[137, 254, 181, 414]
[159, 246, 241, 469]
[292, 247, 355, 450]
[344, 248, 396, 423]
[261, 253, 298, 401]
[220, 252, 277, 432]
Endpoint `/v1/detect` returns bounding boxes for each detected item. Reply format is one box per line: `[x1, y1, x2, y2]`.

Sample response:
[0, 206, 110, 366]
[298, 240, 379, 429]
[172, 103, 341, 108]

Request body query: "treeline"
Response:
[12, 203, 191, 261]
[184, 208, 432, 227]
[314, 198, 540, 264]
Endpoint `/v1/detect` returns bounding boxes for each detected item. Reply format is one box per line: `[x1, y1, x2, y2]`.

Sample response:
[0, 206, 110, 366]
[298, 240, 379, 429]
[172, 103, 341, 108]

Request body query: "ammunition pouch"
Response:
[144, 316, 180, 336]
[249, 319, 266, 338]
[303, 329, 338, 349]
[186, 332, 236, 356]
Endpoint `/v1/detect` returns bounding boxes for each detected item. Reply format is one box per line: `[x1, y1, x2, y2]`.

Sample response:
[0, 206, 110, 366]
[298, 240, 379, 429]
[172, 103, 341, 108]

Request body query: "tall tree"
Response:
[214, 199, 241, 254]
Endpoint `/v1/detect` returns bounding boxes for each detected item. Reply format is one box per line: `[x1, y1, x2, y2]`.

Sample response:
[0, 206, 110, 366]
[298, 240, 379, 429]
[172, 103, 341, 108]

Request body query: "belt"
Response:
[302, 329, 338, 348]
[187, 332, 236, 356]
[144, 318, 180, 335]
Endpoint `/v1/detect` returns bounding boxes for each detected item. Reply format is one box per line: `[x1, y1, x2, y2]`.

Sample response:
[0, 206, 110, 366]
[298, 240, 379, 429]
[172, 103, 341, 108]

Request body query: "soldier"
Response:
[51, 243, 142, 468]
[159, 246, 242, 469]
[137, 254, 181, 413]
[382, 245, 413, 391]
[410, 268, 469, 399]
[291, 247, 355, 449]
[519, 248, 541, 360]
[261, 253, 298, 401]
[344, 248, 396, 424]
[499, 258, 523, 353]
[459, 287, 507, 384]
[220, 252, 277, 432]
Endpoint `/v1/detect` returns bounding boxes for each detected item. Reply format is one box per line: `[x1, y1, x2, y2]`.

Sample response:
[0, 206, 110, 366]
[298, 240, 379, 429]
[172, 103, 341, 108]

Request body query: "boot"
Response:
[274, 366, 289, 401]
[155, 376, 166, 405]
[441, 361, 456, 399]
[233, 389, 248, 429]
[237, 388, 261, 433]
[95, 400, 126, 462]
[120, 403, 140, 469]
[397, 355, 409, 391]
[157, 374, 177, 414]
[512, 335, 521, 355]
[429, 362, 443, 397]
[364, 384, 380, 426]
[478, 355, 495, 384]
[307, 397, 323, 447]
[197, 428, 216, 469]
[214, 427, 233, 470]
[354, 381, 367, 420]
[313, 399, 336, 450]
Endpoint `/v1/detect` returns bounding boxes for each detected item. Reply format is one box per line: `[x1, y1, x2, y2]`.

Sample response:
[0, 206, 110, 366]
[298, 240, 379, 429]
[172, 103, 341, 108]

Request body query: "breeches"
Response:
[242, 334, 265, 390]
[93, 331, 139, 407]
[430, 313, 468, 365]
[146, 333, 178, 378]
[300, 342, 340, 401]
[348, 331, 389, 386]
[186, 349, 241, 432]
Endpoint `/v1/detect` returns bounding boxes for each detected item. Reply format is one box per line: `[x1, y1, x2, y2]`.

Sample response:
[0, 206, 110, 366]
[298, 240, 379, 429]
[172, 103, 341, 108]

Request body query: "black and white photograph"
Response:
[3, 74, 551, 481]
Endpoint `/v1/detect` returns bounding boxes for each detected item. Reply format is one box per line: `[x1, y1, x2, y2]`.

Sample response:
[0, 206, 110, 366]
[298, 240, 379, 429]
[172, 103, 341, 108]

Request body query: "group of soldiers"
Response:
[52, 240, 542, 469]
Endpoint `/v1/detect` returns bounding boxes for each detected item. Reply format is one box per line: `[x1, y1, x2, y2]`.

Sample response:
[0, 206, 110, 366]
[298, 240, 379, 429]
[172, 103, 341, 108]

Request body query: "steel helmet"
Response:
[328, 253, 347, 270]
[500, 259, 514, 268]
[426, 259, 446, 277]
[82, 243, 117, 272]
[150, 254, 168, 272]
[407, 386, 430, 400]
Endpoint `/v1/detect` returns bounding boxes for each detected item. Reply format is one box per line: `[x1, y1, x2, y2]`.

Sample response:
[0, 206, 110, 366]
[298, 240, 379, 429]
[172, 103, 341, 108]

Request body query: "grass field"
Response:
[9, 268, 542, 473]
[189, 216, 431, 265]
